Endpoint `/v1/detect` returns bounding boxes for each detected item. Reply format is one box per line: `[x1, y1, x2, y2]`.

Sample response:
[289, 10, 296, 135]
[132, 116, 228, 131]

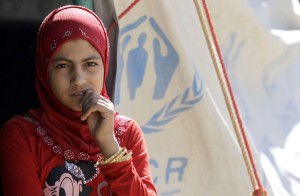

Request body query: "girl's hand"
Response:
[80, 90, 119, 157]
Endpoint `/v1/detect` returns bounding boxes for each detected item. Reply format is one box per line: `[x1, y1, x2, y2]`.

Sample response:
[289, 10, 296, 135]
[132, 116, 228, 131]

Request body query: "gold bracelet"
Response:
[95, 147, 122, 166]
[95, 147, 132, 166]
[109, 149, 132, 164]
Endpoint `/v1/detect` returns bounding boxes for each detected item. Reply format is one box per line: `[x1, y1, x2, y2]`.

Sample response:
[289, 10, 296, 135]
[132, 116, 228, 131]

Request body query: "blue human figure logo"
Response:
[115, 16, 204, 133]
[126, 33, 148, 100]
[115, 16, 147, 104]
[115, 16, 180, 103]
[150, 17, 179, 99]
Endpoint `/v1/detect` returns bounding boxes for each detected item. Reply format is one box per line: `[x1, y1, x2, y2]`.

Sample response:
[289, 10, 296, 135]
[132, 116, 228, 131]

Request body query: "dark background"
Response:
[0, 20, 40, 125]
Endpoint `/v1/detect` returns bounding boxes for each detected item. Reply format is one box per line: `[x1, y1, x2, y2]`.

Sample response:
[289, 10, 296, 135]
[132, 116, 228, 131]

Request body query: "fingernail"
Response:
[85, 89, 93, 94]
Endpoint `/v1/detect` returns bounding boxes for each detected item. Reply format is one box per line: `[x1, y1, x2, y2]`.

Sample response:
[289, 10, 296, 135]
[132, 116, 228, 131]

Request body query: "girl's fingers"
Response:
[81, 95, 96, 113]
[81, 94, 113, 121]
[81, 102, 112, 121]
[80, 89, 93, 107]
[81, 97, 98, 120]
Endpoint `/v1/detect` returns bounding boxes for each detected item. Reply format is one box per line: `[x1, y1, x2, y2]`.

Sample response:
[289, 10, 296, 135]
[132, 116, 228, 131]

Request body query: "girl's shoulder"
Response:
[115, 114, 141, 132]
[0, 115, 35, 139]
[2, 114, 34, 127]
[115, 114, 132, 127]
[114, 114, 145, 144]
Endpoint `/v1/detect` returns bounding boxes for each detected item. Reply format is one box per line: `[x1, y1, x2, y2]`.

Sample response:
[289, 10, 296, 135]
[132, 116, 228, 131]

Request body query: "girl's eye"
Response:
[86, 62, 98, 67]
[55, 63, 70, 69]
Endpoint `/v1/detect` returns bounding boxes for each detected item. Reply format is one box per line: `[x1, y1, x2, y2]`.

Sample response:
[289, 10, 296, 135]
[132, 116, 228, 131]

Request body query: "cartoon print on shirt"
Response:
[43, 172, 84, 195]
[43, 162, 94, 195]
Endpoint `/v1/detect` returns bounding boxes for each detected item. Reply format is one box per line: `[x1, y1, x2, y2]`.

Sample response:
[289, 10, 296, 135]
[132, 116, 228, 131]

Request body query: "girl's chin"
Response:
[70, 104, 82, 112]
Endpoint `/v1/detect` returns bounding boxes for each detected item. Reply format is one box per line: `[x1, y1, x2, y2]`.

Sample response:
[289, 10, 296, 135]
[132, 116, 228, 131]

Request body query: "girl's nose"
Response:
[71, 66, 86, 86]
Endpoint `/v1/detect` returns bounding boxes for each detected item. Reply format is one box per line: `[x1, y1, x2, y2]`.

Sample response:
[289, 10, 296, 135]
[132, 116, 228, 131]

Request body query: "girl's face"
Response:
[48, 39, 104, 111]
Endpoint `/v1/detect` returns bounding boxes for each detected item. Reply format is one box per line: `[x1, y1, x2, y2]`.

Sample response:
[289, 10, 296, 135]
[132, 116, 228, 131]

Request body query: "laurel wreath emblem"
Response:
[142, 72, 204, 133]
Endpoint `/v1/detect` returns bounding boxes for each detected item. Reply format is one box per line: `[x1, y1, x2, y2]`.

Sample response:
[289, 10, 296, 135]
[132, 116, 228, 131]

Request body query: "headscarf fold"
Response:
[28, 5, 114, 162]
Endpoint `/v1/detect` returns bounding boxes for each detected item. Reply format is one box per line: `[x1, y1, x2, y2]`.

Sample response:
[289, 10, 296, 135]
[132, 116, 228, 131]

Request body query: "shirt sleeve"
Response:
[100, 119, 157, 196]
[0, 117, 43, 196]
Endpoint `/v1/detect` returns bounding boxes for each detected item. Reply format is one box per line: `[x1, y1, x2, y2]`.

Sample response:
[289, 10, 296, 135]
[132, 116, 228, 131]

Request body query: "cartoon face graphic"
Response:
[43, 173, 83, 195]
[43, 164, 92, 196]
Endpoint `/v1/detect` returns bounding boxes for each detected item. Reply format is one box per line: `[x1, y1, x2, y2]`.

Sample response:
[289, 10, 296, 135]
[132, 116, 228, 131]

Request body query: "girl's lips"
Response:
[70, 90, 87, 98]
[73, 92, 84, 96]
[70, 89, 92, 99]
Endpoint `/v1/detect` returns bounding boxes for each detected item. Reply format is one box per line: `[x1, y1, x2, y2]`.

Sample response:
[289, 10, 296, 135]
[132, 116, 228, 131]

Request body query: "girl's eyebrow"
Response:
[51, 57, 72, 63]
[51, 55, 102, 63]
[82, 55, 102, 62]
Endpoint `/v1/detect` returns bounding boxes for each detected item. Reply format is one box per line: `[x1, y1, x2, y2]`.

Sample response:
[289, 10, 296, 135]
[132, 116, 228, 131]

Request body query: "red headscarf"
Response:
[28, 5, 113, 162]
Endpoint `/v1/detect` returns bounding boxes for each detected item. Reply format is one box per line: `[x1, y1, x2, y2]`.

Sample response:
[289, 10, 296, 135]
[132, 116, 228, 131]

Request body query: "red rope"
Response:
[117, 0, 140, 20]
[201, 0, 267, 194]
[108, 0, 140, 35]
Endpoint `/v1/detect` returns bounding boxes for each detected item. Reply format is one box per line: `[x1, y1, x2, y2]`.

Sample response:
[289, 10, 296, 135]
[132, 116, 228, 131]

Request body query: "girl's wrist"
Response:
[96, 133, 120, 158]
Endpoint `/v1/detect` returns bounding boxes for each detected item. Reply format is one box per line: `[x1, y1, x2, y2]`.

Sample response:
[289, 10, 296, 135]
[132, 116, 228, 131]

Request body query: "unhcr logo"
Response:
[115, 15, 204, 133]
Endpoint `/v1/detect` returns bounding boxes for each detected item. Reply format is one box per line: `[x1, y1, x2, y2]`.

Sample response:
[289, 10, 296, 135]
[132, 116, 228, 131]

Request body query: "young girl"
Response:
[0, 5, 157, 196]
